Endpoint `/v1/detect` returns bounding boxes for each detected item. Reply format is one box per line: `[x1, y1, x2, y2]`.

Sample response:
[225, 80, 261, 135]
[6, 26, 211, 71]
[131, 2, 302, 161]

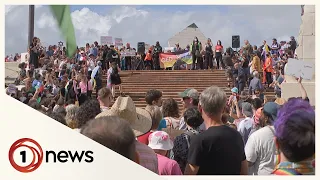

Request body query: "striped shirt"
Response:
[135, 141, 159, 174]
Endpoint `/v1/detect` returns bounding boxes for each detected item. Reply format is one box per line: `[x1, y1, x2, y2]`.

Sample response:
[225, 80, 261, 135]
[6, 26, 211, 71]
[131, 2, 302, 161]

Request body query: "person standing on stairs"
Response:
[190, 37, 202, 70]
[204, 38, 214, 70]
[214, 40, 224, 69]
[107, 61, 122, 100]
[152, 41, 163, 70]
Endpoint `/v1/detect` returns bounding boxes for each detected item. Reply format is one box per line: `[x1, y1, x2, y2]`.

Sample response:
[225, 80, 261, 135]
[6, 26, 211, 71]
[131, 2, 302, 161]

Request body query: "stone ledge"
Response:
[281, 81, 315, 106]
[301, 12, 315, 36]
[304, 5, 315, 14]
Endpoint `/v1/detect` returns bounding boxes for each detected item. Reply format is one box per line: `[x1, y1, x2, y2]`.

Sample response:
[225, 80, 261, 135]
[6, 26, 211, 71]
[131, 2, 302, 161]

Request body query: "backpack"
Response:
[183, 131, 198, 148]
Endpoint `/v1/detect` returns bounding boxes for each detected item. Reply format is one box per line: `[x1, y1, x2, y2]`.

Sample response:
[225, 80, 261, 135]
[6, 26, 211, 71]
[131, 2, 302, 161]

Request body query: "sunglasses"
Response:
[183, 97, 190, 101]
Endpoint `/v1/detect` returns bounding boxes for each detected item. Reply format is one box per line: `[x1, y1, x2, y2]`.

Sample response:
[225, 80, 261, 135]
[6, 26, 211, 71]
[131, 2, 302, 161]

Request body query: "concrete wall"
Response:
[282, 5, 315, 106]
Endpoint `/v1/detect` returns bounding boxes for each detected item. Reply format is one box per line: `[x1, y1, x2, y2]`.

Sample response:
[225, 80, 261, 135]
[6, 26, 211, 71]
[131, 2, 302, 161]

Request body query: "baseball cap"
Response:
[178, 88, 199, 99]
[263, 102, 280, 121]
[231, 87, 238, 94]
[148, 131, 173, 151]
[242, 102, 253, 117]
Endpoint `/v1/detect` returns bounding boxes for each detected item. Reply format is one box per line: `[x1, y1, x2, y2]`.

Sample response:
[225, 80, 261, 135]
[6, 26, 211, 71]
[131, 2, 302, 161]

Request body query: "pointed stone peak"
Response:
[187, 23, 198, 28]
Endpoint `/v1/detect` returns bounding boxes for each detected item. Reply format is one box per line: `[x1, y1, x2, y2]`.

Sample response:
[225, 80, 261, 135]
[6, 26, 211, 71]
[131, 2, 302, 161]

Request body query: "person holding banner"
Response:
[190, 37, 202, 70]
[153, 41, 163, 70]
[144, 48, 153, 70]
[125, 43, 133, 70]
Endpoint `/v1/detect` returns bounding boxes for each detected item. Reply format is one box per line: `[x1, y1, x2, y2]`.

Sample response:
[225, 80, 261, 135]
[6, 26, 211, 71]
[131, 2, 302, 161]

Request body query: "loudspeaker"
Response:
[232, 35, 240, 49]
[137, 42, 145, 54]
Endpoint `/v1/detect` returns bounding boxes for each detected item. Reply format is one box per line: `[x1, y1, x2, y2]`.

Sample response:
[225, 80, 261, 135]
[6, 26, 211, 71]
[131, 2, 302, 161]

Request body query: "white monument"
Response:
[282, 5, 315, 106]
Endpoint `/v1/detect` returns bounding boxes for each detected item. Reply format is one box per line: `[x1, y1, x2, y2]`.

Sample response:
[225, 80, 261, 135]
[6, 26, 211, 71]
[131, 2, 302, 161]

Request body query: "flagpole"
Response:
[28, 5, 35, 50]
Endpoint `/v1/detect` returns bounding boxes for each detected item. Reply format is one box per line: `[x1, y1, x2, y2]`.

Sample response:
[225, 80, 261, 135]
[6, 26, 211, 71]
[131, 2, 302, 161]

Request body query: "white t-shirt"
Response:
[245, 126, 277, 175]
[88, 59, 95, 71]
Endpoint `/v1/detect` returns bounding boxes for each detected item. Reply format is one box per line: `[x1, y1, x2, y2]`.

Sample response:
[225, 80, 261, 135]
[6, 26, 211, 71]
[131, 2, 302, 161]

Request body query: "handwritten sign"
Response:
[100, 36, 113, 45]
[114, 38, 123, 47]
[120, 50, 136, 57]
[285, 58, 315, 80]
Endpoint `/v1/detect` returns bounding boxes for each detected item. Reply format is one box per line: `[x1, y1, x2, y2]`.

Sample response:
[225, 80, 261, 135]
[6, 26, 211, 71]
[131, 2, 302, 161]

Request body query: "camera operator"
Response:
[107, 45, 119, 67]
[29, 37, 40, 69]
[102, 45, 109, 71]
[287, 36, 297, 56]
[152, 41, 163, 70]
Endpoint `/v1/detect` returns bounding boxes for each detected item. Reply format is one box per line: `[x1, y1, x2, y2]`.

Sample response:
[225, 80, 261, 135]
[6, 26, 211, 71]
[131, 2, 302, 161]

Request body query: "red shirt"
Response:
[137, 131, 152, 145]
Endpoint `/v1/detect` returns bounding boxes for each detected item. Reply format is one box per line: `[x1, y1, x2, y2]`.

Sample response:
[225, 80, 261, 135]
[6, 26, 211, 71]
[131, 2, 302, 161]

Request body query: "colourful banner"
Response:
[159, 50, 193, 68]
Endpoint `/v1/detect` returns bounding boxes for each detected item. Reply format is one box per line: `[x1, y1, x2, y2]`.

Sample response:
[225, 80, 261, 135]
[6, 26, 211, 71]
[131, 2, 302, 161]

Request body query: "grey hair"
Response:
[199, 86, 227, 117]
[253, 71, 259, 77]
[65, 104, 79, 124]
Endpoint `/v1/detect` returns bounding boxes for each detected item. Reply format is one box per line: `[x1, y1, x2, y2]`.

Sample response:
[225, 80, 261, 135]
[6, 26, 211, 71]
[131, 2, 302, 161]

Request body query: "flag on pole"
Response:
[50, 5, 77, 58]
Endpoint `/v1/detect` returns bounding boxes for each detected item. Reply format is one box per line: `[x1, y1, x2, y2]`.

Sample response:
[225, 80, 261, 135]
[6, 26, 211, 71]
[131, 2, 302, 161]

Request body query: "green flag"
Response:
[50, 5, 77, 58]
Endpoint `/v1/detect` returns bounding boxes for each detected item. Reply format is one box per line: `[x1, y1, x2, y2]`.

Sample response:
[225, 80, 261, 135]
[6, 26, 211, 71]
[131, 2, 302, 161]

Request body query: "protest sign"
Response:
[121, 49, 136, 57]
[285, 58, 315, 80]
[100, 36, 113, 45]
[114, 38, 123, 47]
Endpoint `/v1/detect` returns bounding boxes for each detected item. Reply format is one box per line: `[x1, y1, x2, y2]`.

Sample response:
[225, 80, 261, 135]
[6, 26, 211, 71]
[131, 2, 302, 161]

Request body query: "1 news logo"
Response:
[9, 138, 94, 173]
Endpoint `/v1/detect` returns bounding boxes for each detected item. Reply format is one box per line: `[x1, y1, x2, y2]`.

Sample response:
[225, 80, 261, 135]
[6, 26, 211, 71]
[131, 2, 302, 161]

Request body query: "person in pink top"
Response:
[78, 75, 93, 105]
[148, 131, 182, 175]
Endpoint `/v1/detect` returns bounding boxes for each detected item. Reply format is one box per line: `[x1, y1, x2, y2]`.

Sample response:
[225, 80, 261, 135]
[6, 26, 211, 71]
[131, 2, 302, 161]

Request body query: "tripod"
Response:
[135, 56, 145, 70]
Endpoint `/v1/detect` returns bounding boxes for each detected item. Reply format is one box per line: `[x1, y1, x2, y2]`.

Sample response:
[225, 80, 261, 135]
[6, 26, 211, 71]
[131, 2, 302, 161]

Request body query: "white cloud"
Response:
[5, 5, 301, 55]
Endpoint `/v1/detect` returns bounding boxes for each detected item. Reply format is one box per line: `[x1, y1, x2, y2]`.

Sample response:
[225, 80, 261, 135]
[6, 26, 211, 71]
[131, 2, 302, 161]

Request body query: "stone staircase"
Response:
[93, 70, 276, 111]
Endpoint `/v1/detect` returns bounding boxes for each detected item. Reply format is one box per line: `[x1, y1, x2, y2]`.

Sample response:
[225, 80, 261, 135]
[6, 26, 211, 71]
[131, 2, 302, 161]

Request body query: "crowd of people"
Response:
[5, 35, 315, 175]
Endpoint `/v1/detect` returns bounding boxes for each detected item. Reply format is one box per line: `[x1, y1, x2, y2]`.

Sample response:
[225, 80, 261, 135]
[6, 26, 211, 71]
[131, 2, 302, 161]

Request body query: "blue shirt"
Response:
[157, 119, 167, 130]
[237, 117, 253, 145]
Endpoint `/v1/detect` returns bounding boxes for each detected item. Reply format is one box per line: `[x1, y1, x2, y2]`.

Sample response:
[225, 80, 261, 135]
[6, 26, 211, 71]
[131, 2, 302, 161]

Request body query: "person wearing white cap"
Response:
[148, 131, 182, 175]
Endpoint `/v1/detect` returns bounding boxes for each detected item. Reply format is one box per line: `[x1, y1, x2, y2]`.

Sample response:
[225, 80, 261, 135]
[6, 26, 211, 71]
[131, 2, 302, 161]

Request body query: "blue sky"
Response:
[5, 5, 301, 55]
[69, 5, 229, 15]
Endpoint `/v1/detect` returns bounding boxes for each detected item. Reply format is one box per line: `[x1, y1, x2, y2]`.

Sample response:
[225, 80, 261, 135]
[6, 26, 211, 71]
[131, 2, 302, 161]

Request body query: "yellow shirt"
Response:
[252, 56, 262, 72]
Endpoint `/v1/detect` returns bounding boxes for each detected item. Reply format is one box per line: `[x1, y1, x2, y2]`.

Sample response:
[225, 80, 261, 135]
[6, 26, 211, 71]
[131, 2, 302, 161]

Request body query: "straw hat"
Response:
[95, 96, 152, 137]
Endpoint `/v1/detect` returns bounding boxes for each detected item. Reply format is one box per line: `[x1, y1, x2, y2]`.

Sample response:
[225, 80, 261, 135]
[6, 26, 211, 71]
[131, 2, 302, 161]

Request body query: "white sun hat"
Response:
[148, 131, 173, 151]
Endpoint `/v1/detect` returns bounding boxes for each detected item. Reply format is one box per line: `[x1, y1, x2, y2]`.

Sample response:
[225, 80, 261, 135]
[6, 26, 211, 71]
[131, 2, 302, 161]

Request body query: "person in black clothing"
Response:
[190, 37, 202, 70]
[288, 36, 297, 55]
[101, 45, 109, 71]
[204, 38, 214, 69]
[241, 55, 250, 86]
[125, 43, 133, 70]
[107, 45, 118, 68]
[234, 62, 245, 94]
[152, 41, 162, 70]
[29, 37, 40, 69]
[184, 86, 247, 175]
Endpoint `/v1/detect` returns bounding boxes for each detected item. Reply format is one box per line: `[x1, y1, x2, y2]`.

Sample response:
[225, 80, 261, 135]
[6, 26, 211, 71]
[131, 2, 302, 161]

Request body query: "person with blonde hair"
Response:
[65, 104, 79, 129]
[97, 87, 112, 112]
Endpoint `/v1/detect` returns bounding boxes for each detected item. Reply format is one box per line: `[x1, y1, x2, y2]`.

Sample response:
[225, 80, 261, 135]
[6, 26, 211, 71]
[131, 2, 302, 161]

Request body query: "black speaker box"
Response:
[232, 35, 240, 49]
[137, 42, 145, 54]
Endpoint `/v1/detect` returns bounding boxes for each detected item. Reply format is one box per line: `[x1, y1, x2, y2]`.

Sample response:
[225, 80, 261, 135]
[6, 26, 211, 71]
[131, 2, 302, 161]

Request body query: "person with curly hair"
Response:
[47, 112, 67, 126]
[172, 107, 204, 172]
[161, 98, 180, 130]
[74, 99, 101, 132]
[65, 104, 79, 129]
